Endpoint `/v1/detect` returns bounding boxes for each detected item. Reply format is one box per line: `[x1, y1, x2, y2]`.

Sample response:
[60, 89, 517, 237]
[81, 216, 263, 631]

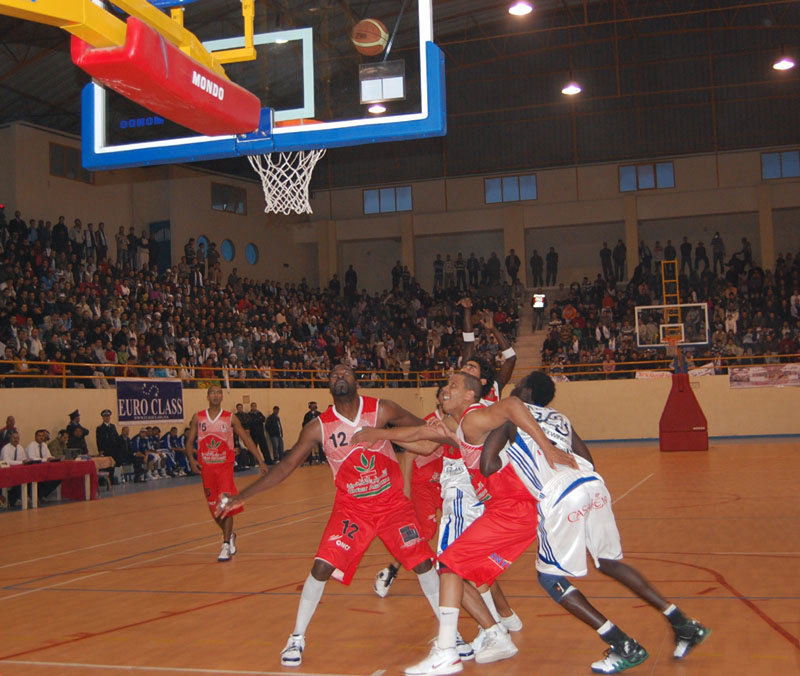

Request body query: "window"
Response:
[363, 186, 413, 214]
[246, 243, 259, 265]
[211, 182, 247, 214]
[619, 162, 674, 192]
[484, 174, 537, 204]
[197, 235, 209, 255]
[221, 239, 235, 261]
[49, 143, 92, 184]
[762, 150, 800, 179]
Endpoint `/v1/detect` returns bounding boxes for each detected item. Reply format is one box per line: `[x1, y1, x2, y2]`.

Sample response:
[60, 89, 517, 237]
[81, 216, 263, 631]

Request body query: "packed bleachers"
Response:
[0, 209, 519, 389]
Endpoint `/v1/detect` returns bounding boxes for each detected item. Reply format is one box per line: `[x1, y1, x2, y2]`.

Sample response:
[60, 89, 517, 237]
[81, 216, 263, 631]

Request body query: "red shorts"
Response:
[201, 462, 242, 517]
[438, 497, 538, 587]
[411, 478, 443, 541]
[316, 489, 435, 585]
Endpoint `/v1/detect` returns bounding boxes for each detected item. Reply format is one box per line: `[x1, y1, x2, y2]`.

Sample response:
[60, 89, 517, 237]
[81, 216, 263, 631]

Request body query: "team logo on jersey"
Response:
[206, 438, 222, 449]
[355, 453, 376, 474]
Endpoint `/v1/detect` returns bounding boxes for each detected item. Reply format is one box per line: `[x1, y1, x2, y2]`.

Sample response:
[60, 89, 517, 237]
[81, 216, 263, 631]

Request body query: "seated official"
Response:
[25, 429, 61, 500]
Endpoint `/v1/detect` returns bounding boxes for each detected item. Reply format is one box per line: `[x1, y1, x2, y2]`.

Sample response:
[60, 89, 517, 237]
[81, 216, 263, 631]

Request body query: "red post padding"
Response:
[659, 373, 709, 452]
[71, 17, 261, 137]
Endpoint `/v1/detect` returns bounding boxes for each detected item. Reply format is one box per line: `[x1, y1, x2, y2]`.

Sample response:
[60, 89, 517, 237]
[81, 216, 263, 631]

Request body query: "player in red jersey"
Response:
[184, 384, 268, 562]
[373, 386, 447, 597]
[354, 372, 577, 676]
[218, 364, 461, 668]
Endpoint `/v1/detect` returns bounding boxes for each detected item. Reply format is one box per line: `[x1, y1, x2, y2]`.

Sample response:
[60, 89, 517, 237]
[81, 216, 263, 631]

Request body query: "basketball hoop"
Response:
[248, 149, 326, 216]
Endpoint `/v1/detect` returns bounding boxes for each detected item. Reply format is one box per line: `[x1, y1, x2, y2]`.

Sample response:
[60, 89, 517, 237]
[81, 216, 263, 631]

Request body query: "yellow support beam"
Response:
[214, 0, 256, 65]
[0, 0, 126, 48]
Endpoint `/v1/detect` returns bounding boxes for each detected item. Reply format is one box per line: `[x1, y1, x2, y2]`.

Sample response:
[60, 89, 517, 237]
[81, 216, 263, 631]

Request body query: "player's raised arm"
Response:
[458, 297, 476, 363]
[478, 310, 516, 390]
[216, 418, 322, 517]
[231, 414, 268, 473]
[184, 413, 200, 475]
[481, 421, 515, 476]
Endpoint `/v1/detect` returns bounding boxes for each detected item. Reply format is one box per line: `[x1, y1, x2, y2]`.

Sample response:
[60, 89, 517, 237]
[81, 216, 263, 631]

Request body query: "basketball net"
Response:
[248, 149, 327, 215]
[665, 335, 681, 357]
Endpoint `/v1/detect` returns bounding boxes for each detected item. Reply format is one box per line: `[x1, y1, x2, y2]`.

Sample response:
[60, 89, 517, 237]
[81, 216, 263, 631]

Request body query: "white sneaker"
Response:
[474, 625, 518, 664]
[500, 610, 523, 632]
[218, 542, 232, 562]
[470, 627, 487, 653]
[148, 471, 157, 480]
[455, 632, 474, 661]
[229, 532, 237, 555]
[373, 563, 398, 598]
[281, 633, 305, 667]
[404, 642, 462, 676]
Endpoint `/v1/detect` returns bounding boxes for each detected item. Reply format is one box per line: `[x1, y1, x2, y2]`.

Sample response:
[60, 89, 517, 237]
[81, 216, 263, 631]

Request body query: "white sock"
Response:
[293, 574, 326, 636]
[416, 567, 440, 618]
[481, 590, 502, 623]
[486, 622, 507, 637]
[438, 606, 459, 650]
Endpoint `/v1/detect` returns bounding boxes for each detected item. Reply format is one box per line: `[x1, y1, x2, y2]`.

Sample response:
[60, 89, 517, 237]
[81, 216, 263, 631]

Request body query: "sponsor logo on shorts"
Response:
[567, 492, 609, 522]
[399, 524, 421, 546]
[489, 552, 511, 570]
[335, 539, 351, 551]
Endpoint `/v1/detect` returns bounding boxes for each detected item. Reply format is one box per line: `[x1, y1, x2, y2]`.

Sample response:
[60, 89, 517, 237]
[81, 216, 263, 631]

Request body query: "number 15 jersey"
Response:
[317, 396, 404, 501]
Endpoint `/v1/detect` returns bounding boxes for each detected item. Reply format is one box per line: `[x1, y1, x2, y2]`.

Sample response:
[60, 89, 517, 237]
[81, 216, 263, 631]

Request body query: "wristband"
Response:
[502, 347, 516, 359]
[462, 332, 475, 342]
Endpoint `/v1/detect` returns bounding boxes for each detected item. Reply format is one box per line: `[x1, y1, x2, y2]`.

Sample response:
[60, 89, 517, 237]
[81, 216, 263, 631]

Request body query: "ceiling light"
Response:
[368, 103, 387, 115]
[508, 2, 533, 16]
[773, 56, 795, 71]
[561, 81, 582, 96]
[275, 38, 289, 45]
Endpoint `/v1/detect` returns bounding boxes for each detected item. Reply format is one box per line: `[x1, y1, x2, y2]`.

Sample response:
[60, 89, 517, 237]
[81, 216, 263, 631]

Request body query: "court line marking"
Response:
[612, 473, 654, 504]
[0, 494, 332, 571]
[0, 571, 109, 602]
[116, 513, 324, 570]
[0, 660, 368, 676]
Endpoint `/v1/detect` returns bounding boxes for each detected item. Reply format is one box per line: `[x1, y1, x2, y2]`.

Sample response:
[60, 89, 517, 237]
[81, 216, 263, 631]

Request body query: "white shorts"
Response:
[437, 458, 484, 556]
[535, 475, 623, 577]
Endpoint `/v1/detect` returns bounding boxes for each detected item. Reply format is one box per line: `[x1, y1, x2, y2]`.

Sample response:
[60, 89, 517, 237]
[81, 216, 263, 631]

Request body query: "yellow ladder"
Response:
[660, 259, 683, 341]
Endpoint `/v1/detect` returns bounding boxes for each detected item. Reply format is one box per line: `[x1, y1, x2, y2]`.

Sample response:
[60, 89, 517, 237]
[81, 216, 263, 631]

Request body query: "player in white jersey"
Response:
[481, 371, 710, 674]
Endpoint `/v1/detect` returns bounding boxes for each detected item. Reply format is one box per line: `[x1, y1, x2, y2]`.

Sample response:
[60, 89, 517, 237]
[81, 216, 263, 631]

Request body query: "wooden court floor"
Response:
[0, 440, 798, 676]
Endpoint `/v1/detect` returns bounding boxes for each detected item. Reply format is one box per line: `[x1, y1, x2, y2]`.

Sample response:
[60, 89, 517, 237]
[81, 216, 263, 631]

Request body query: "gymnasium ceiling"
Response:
[0, 0, 797, 188]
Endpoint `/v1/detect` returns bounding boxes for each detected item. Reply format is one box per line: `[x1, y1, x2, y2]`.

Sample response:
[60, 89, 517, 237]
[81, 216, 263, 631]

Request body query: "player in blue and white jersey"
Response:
[481, 370, 710, 675]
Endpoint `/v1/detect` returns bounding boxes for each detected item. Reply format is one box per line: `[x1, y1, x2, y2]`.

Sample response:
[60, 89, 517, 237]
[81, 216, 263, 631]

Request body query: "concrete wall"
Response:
[2, 376, 798, 455]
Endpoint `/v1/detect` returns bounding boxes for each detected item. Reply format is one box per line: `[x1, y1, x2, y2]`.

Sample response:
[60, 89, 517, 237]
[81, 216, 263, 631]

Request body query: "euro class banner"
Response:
[117, 378, 185, 424]
[729, 364, 800, 389]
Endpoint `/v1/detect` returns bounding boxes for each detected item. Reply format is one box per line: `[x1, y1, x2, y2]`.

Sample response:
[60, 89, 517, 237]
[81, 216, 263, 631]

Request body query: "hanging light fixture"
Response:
[508, 2, 533, 16]
[561, 76, 582, 96]
[773, 45, 796, 71]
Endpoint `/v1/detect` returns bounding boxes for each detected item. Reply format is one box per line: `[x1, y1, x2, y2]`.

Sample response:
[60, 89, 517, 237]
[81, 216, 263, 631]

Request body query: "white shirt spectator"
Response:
[26, 440, 53, 461]
[1, 442, 26, 465]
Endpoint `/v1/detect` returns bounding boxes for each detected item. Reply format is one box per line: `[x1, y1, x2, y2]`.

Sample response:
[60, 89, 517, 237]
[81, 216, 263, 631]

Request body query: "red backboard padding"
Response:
[659, 373, 708, 452]
[71, 17, 261, 137]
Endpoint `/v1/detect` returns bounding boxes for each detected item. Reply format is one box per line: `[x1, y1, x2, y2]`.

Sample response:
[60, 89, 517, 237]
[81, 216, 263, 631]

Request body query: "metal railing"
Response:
[1, 352, 798, 388]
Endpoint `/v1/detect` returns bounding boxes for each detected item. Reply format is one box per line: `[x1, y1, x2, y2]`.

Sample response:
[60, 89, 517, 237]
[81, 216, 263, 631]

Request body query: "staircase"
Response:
[511, 293, 547, 380]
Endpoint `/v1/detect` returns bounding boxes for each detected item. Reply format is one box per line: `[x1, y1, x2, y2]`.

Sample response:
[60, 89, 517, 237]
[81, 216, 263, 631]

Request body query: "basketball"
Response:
[351, 18, 389, 56]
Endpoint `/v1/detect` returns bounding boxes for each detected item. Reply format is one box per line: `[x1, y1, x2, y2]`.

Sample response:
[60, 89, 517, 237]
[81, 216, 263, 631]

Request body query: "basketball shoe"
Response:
[500, 610, 523, 632]
[373, 563, 398, 597]
[673, 619, 710, 659]
[281, 633, 305, 667]
[590, 639, 648, 673]
[455, 632, 474, 661]
[404, 640, 462, 676]
[217, 541, 232, 562]
[229, 532, 237, 555]
[474, 625, 518, 664]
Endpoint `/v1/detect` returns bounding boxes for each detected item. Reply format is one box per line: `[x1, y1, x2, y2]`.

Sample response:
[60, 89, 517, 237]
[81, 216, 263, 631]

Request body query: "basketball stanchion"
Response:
[247, 149, 327, 215]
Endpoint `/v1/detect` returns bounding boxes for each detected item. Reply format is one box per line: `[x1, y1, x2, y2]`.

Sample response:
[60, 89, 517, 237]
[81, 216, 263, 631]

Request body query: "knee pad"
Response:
[537, 571, 576, 603]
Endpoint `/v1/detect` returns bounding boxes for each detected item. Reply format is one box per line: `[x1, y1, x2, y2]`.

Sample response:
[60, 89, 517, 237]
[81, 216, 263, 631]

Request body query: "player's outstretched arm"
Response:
[351, 424, 446, 454]
[231, 415, 268, 473]
[481, 422, 515, 476]
[215, 420, 320, 517]
[458, 297, 476, 363]
[183, 414, 201, 475]
[377, 398, 426, 428]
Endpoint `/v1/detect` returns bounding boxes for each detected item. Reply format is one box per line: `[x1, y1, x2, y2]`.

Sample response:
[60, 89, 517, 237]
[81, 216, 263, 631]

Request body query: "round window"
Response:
[246, 243, 259, 265]
[221, 239, 235, 262]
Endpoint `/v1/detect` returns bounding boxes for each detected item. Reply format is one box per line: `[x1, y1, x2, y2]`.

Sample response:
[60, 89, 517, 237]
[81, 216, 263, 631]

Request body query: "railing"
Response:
[1, 353, 798, 388]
